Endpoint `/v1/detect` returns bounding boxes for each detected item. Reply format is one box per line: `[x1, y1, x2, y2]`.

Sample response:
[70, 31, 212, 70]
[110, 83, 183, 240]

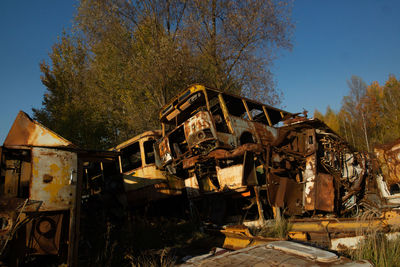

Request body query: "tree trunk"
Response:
[361, 113, 370, 152]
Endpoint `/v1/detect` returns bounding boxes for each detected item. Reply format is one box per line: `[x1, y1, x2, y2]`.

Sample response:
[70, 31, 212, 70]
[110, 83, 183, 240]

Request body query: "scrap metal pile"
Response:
[1, 84, 400, 265]
[155, 85, 393, 223]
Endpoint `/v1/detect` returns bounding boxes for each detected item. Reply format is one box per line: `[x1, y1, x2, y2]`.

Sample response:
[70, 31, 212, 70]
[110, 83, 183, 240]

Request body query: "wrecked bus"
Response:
[155, 84, 376, 225]
[111, 130, 184, 208]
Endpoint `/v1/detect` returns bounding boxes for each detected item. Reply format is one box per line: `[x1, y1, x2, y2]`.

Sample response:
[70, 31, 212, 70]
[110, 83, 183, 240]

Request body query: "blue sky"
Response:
[274, 0, 400, 112]
[1, 0, 400, 143]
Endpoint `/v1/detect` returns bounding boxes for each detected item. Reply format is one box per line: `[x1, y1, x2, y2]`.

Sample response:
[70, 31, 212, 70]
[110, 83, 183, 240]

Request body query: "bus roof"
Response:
[159, 84, 293, 125]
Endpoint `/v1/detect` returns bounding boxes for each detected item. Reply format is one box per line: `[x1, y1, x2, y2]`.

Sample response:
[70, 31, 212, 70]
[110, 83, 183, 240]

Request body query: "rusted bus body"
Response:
[156, 85, 373, 223]
[374, 139, 400, 205]
[0, 111, 123, 266]
[273, 119, 371, 217]
[157, 85, 289, 195]
[111, 131, 184, 206]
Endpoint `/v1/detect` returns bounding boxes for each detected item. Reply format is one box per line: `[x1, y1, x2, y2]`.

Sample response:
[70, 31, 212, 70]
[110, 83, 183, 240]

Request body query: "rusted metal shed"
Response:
[0, 111, 120, 266]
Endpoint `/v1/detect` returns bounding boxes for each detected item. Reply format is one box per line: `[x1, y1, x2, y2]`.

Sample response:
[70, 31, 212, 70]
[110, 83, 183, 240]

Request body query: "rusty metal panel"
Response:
[123, 165, 183, 205]
[229, 116, 256, 142]
[304, 167, 334, 212]
[3, 111, 77, 148]
[229, 116, 278, 145]
[215, 132, 236, 148]
[123, 166, 166, 190]
[304, 129, 317, 153]
[184, 111, 217, 147]
[28, 147, 77, 212]
[303, 154, 317, 211]
[315, 173, 334, 212]
[252, 122, 278, 145]
[275, 177, 288, 208]
[216, 165, 244, 190]
[375, 139, 400, 187]
[208, 144, 264, 160]
[285, 179, 303, 215]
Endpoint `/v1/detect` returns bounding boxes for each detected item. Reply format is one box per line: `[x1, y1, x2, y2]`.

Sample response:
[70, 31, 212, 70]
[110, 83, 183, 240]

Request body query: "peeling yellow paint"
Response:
[32, 158, 39, 177]
[43, 182, 65, 202]
[50, 163, 60, 173]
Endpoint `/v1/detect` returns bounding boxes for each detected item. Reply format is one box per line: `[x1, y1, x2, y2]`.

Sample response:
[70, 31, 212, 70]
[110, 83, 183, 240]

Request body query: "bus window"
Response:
[223, 94, 247, 118]
[175, 92, 207, 125]
[121, 142, 142, 172]
[209, 95, 229, 133]
[144, 140, 156, 165]
[247, 101, 269, 124]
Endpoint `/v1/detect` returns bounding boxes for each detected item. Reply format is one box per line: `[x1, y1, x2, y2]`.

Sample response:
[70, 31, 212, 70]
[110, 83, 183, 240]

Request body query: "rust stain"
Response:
[184, 111, 216, 148]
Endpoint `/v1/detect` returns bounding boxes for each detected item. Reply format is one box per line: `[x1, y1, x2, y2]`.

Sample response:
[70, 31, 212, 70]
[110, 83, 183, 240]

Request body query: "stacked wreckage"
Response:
[1, 84, 400, 265]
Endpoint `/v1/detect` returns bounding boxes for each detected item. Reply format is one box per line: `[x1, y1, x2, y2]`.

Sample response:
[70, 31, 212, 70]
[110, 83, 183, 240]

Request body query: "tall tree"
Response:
[34, 0, 294, 149]
[379, 75, 400, 143]
[342, 76, 371, 151]
[183, 0, 293, 103]
[313, 106, 339, 133]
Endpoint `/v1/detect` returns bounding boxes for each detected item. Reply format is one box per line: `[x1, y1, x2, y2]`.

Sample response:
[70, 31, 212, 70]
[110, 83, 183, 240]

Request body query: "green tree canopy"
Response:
[34, 0, 294, 149]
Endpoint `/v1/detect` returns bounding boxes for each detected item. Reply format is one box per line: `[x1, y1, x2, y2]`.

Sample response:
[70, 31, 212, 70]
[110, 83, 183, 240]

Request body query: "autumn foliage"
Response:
[315, 75, 400, 152]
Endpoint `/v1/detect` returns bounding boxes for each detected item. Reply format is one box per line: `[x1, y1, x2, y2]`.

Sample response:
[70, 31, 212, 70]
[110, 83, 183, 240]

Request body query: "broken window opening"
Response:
[1, 149, 31, 199]
[176, 92, 207, 123]
[164, 92, 208, 127]
[247, 102, 268, 124]
[209, 95, 229, 133]
[223, 94, 247, 118]
[121, 142, 142, 172]
[84, 162, 104, 194]
[144, 140, 156, 165]
[168, 126, 188, 158]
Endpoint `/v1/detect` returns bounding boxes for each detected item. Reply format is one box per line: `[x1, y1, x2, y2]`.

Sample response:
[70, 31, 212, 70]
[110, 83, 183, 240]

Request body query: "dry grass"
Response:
[348, 231, 400, 267]
[124, 248, 175, 267]
[252, 218, 291, 239]
[345, 211, 400, 267]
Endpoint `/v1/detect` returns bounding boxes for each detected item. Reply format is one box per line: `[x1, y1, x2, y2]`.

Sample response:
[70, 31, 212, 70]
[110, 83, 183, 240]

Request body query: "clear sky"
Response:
[1, 0, 400, 143]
